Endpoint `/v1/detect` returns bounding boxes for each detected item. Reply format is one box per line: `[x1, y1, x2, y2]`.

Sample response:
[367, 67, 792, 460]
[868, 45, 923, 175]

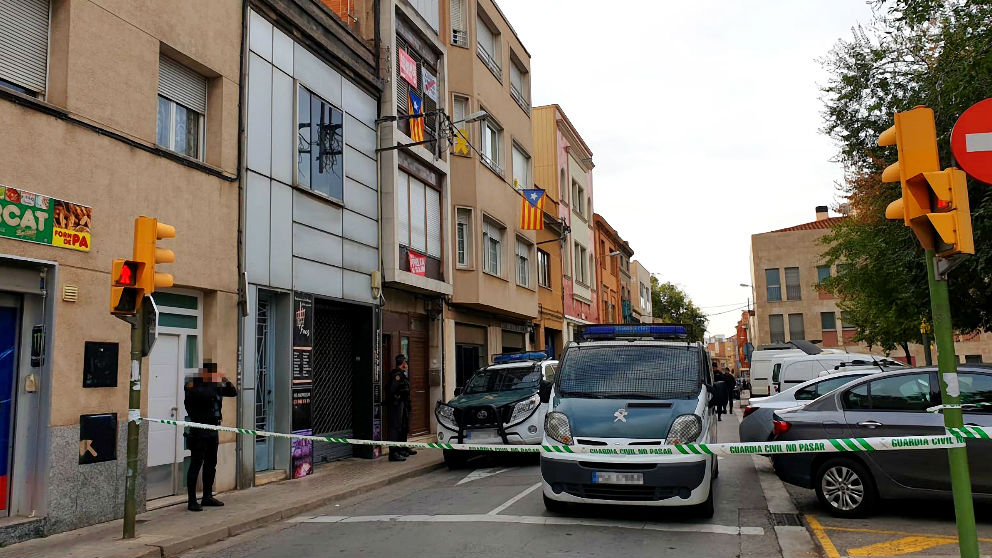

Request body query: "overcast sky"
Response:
[497, 0, 875, 337]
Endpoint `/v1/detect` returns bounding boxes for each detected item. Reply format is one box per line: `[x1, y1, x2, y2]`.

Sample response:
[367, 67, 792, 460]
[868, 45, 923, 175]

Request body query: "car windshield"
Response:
[557, 345, 704, 400]
[463, 365, 542, 394]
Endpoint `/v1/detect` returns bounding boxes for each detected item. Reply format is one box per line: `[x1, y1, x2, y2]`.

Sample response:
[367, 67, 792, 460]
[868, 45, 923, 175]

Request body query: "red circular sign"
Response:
[951, 98, 992, 184]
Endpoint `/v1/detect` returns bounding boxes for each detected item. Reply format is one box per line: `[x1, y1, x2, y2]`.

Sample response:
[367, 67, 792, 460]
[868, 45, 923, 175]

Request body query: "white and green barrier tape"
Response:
[139, 417, 991, 457]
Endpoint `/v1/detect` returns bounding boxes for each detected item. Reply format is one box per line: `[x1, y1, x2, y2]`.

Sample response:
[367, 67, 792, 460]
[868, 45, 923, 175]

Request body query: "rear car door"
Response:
[957, 372, 992, 494]
[842, 372, 946, 490]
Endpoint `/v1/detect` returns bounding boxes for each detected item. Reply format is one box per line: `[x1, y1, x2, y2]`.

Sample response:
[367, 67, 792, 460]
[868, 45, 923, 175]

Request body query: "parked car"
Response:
[739, 367, 881, 443]
[769, 366, 992, 517]
[541, 324, 717, 517]
[772, 354, 903, 393]
[750, 341, 821, 396]
[434, 351, 557, 469]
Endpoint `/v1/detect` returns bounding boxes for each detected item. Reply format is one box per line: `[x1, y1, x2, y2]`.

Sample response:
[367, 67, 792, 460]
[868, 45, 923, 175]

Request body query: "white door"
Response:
[147, 334, 182, 499]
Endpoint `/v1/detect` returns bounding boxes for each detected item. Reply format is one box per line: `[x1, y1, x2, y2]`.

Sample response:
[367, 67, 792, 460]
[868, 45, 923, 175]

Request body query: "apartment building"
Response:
[593, 213, 633, 324]
[442, 0, 538, 390]
[531, 107, 567, 358]
[0, 0, 241, 540]
[750, 206, 992, 364]
[630, 260, 653, 323]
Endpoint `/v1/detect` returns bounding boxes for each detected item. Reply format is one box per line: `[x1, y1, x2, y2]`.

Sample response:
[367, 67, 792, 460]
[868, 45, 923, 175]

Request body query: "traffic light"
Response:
[879, 106, 974, 256]
[110, 258, 145, 315]
[133, 216, 176, 293]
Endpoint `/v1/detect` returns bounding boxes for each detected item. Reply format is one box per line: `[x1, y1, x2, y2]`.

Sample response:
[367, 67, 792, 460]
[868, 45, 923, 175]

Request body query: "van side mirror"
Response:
[453, 387, 462, 397]
[539, 380, 552, 403]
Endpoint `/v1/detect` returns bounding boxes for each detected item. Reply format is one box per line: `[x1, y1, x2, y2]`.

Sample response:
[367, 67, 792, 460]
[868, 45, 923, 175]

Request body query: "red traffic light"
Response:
[112, 259, 143, 287]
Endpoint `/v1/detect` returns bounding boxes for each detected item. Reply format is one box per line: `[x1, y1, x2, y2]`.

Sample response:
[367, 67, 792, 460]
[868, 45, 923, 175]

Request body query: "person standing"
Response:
[387, 354, 414, 462]
[710, 365, 728, 421]
[183, 362, 237, 512]
[722, 368, 737, 410]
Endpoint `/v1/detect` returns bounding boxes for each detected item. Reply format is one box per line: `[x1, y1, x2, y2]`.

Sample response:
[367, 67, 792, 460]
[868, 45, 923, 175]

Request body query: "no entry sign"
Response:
[951, 98, 992, 184]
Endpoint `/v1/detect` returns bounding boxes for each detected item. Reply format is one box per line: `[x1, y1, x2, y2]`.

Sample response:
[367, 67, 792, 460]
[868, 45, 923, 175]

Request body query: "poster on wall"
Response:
[293, 293, 313, 382]
[291, 429, 313, 479]
[407, 250, 426, 276]
[0, 185, 92, 251]
[398, 47, 418, 88]
[421, 67, 438, 102]
[292, 386, 312, 431]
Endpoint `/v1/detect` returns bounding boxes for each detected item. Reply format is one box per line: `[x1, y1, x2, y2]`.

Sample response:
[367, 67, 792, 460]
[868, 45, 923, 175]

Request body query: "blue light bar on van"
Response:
[492, 351, 549, 364]
[578, 324, 689, 340]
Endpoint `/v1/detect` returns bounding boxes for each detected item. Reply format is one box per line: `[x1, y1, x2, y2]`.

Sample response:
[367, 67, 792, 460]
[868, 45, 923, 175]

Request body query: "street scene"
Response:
[1, 0, 992, 557]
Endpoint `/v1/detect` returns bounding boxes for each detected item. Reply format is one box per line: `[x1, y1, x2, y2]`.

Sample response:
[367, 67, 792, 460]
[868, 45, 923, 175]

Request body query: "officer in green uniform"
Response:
[386, 354, 415, 461]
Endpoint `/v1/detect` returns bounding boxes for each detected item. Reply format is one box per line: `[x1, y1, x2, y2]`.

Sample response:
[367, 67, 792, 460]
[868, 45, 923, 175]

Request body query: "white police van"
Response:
[435, 351, 557, 469]
[541, 324, 718, 516]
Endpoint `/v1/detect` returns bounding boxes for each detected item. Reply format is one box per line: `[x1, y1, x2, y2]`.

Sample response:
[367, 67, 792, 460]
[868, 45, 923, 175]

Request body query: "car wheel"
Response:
[713, 457, 720, 480]
[694, 479, 715, 518]
[443, 449, 470, 470]
[543, 494, 568, 514]
[814, 458, 877, 517]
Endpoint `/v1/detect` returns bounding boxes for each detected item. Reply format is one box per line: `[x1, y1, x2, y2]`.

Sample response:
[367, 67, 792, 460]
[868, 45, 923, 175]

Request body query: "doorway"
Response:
[0, 294, 20, 514]
[402, 333, 429, 435]
[455, 344, 483, 390]
[254, 293, 276, 471]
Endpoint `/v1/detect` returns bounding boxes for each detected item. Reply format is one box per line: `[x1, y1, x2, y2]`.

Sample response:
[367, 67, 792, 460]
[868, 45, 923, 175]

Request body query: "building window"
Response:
[451, 94, 470, 155]
[509, 53, 529, 111]
[559, 169, 567, 201]
[769, 314, 785, 343]
[0, 0, 49, 96]
[788, 313, 805, 340]
[537, 249, 551, 288]
[640, 283, 649, 309]
[516, 237, 531, 287]
[574, 242, 588, 285]
[965, 355, 983, 364]
[821, 311, 836, 331]
[562, 236, 571, 277]
[480, 116, 503, 174]
[450, 0, 468, 47]
[816, 265, 831, 284]
[511, 143, 531, 189]
[785, 267, 801, 300]
[157, 56, 207, 160]
[395, 38, 438, 143]
[476, 9, 501, 76]
[572, 181, 585, 218]
[397, 171, 443, 258]
[765, 268, 781, 302]
[456, 208, 472, 267]
[840, 311, 856, 330]
[482, 218, 504, 276]
[297, 85, 344, 200]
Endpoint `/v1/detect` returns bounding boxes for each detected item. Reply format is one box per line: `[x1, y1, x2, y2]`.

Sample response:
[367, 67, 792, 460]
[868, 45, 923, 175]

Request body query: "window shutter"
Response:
[159, 55, 206, 114]
[450, 0, 467, 46]
[410, 177, 426, 252]
[512, 145, 529, 188]
[0, 0, 49, 93]
[397, 174, 410, 246]
[452, 95, 466, 124]
[426, 186, 441, 258]
[395, 43, 409, 113]
[476, 16, 493, 56]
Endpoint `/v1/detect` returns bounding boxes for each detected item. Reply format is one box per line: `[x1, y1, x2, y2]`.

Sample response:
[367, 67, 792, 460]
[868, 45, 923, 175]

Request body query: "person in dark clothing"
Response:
[710, 366, 729, 421]
[387, 354, 413, 462]
[722, 369, 737, 410]
[183, 362, 237, 512]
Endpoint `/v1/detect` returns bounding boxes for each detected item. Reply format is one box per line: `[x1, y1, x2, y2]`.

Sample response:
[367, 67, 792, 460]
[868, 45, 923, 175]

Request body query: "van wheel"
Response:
[443, 449, 470, 470]
[815, 458, 877, 517]
[694, 480, 715, 518]
[543, 494, 568, 514]
[713, 457, 720, 480]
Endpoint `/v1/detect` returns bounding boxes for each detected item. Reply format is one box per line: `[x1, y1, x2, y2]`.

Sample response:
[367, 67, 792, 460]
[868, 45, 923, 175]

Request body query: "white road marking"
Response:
[487, 482, 542, 515]
[966, 132, 992, 152]
[288, 513, 764, 536]
[456, 467, 511, 485]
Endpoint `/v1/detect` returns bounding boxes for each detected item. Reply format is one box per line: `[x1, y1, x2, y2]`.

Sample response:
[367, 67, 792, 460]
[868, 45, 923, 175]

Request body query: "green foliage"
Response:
[650, 276, 708, 342]
[818, 0, 992, 350]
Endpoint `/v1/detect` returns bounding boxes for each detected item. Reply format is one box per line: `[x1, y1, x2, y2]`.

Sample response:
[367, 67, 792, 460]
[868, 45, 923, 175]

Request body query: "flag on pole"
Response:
[408, 90, 425, 142]
[520, 188, 546, 230]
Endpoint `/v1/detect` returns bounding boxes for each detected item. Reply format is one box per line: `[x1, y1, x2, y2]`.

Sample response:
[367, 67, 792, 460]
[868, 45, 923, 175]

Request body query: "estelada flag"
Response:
[408, 90, 425, 142]
[520, 188, 546, 230]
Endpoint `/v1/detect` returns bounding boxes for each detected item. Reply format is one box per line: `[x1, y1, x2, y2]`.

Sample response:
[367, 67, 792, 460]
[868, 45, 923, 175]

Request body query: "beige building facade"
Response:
[0, 0, 241, 541]
[630, 260, 653, 323]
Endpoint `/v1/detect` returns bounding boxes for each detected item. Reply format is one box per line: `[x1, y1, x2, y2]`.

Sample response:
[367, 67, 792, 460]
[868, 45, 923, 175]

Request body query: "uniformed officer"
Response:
[184, 361, 237, 511]
[386, 354, 414, 462]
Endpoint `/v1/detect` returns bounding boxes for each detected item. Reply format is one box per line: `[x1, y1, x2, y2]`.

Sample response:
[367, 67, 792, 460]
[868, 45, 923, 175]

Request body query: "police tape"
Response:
[139, 417, 992, 457]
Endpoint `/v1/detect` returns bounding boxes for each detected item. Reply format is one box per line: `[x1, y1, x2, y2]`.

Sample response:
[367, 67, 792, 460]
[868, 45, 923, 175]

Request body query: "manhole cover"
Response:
[771, 513, 803, 526]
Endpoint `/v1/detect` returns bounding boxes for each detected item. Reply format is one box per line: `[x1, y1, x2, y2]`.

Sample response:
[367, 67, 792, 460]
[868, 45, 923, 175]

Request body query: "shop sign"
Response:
[408, 250, 426, 276]
[0, 185, 92, 251]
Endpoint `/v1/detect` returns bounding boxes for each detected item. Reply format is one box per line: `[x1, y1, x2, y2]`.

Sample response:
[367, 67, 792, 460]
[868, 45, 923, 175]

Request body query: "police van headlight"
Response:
[545, 411, 573, 445]
[435, 403, 457, 431]
[507, 393, 541, 426]
[666, 414, 702, 445]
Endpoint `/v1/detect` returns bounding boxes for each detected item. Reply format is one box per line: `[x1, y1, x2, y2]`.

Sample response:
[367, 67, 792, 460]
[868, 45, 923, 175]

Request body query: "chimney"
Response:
[815, 205, 829, 221]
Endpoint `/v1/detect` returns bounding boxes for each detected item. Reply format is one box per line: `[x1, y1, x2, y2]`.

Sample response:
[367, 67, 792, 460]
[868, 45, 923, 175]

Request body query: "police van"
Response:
[435, 351, 557, 469]
[541, 325, 717, 516]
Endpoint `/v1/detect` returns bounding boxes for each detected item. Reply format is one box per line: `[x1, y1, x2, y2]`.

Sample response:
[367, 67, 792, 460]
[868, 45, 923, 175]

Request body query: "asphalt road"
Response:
[186, 416, 790, 558]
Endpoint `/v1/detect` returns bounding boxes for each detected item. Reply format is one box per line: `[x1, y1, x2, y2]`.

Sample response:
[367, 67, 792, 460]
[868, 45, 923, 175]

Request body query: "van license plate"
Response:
[592, 472, 643, 485]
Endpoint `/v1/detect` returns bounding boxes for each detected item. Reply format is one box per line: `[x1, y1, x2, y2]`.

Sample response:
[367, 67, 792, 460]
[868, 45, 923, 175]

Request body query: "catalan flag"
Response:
[520, 188, 546, 230]
[408, 90, 425, 142]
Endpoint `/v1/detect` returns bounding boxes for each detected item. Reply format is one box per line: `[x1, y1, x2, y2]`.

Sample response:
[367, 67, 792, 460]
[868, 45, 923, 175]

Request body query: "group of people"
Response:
[708, 365, 739, 421]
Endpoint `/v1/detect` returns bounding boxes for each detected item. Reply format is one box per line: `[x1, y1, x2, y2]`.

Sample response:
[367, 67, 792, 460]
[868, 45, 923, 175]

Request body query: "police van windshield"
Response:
[463, 365, 542, 394]
[557, 345, 704, 400]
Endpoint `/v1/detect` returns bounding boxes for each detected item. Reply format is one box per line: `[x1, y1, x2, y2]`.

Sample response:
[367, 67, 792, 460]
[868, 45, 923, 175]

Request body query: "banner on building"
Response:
[0, 185, 92, 251]
[407, 250, 426, 276]
[421, 67, 438, 102]
[519, 188, 546, 230]
[292, 292, 314, 477]
[408, 90, 425, 142]
[398, 47, 417, 88]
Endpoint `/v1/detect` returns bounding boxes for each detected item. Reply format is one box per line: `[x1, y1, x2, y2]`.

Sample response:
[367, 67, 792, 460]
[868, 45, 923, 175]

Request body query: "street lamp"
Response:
[453, 110, 488, 125]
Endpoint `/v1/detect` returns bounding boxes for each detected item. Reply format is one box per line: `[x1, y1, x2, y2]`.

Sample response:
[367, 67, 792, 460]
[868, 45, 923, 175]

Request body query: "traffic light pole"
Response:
[925, 249, 979, 558]
[123, 302, 145, 539]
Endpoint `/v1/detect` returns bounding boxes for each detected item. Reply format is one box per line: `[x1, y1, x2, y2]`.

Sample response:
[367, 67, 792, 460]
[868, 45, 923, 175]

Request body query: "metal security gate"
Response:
[254, 294, 276, 471]
[311, 301, 354, 462]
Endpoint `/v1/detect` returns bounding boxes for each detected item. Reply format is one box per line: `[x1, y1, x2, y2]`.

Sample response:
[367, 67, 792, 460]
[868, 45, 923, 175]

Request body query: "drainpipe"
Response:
[234, 0, 250, 489]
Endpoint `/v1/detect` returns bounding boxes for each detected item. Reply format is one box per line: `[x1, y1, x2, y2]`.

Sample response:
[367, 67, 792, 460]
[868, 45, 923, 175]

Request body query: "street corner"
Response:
[805, 515, 992, 558]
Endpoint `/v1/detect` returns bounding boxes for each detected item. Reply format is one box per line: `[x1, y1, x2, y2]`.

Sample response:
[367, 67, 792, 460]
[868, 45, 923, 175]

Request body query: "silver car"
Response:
[738, 368, 880, 443]
[770, 366, 992, 517]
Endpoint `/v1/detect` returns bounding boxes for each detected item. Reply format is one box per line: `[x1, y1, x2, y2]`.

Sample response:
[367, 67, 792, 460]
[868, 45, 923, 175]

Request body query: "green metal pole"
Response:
[925, 249, 979, 558]
[123, 303, 145, 539]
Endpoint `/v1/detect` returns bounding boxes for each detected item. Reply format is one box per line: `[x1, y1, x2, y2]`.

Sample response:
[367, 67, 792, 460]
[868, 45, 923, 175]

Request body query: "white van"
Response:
[772, 353, 903, 392]
[750, 345, 805, 396]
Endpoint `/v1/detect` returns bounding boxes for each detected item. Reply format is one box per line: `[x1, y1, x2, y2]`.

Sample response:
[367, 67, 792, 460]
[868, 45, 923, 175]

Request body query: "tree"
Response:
[817, 0, 992, 355]
[651, 276, 708, 342]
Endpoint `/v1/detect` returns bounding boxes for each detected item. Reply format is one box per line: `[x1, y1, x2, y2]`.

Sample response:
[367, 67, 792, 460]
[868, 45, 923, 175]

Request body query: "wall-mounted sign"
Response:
[407, 250, 426, 276]
[0, 185, 92, 251]
[398, 47, 417, 88]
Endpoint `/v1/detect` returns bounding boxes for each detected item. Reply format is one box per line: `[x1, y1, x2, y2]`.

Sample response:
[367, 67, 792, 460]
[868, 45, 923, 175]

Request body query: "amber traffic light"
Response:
[110, 259, 145, 315]
[133, 216, 176, 293]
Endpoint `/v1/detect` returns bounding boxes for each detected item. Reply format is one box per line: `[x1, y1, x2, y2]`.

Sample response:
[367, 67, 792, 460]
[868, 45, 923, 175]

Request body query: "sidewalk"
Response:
[0, 452, 443, 558]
